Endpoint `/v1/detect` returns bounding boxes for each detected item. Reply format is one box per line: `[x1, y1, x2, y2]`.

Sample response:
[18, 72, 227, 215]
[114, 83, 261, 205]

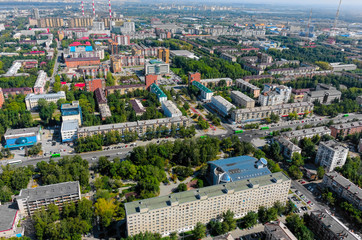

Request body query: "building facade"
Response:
[110, 55, 145, 73]
[25, 91, 66, 110]
[145, 60, 170, 75]
[315, 140, 349, 173]
[61, 101, 82, 126]
[125, 172, 291, 236]
[230, 90, 255, 108]
[65, 57, 100, 68]
[282, 126, 331, 141]
[150, 84, 167, 103]
[33, 70, 48, 94]
[0, 204, 21, 238]
[162, 100, 182, 118]
[61, 120, 79, 142]
[4, 126, 41, 149]
[258, 84, 292, 106]
[274, 137, 301, 160]
[235, 79, 261, 98]
[16, 182, 81, 216]
[304, 89, 342, 105]
[330, 121, 362, 138]
[211, 96, 235, 117]
[192, 81, 213, 101]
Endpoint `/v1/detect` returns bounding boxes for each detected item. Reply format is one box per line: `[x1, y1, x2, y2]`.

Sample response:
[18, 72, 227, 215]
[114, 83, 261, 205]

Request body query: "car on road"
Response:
[117, 152, 122, 155]
[91, 156, 97, 160]
[307, 201, 311, 204]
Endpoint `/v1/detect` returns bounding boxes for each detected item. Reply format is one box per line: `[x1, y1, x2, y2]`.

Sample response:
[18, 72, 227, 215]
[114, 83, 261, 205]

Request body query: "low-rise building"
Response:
[4, 126, 41, 149]
[274, 136, 301, 159]
[230, 90, 255, 108]
[105, 84, 145, 96]
[211, 95, 235, 117]
[200, 78, 233, 88]
[61, 120, 79, 142]
[130, 99, 146, 116]
[150, 84, 167, 103]
[264, 220, 297, 240]
[322, 172, 362, 210]
[16, 181, 81, 216]
[2, 87, 33, 98]
[258, 84, 292, 106]
[309, 209, 361, 240]
[235, 79, 261, 98]
[125, 172, 291, 236]
[78, 116, 190, 138]
[65, 57, 100, 68]
[207, 156, 271, 185]
[282, 126, 331, 141]
[77, 64, 109, 79]
[330, 121, 362, 138]
[304, 89, 341, 105]
[192, 81, 213, 101]
[220, 53, 237, 62]
[94, 88, 111, 120]
[231, 102, 313, 123]
[110, 55, 145, 73]
[315, 140, 349, 172]
[330, 62, 357, 72]
[25, 91, 66, 110]
[0, 204, 21, 238]
[33, 70, 48, 94]
[144, 60, 170, 75]
[162, 100, 182, 118]
[85, 78, 105, 92]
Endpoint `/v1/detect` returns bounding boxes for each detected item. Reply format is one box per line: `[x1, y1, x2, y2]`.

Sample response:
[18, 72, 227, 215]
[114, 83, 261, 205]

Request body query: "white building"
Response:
[61, 120, 79, 142]
[145, 60, 170, 75]
[125, 172, 291, 237]
[92, 21, 105, 31]
[315, 140, 349, 172]
[121, 21, 136, 34]
[211, 95, 235, 116]
[192, 81, 213, 101]
[282, 126, 331, 141]
[230, 90, 255, 108]
[162, 100, 182, 118]
[33, 70, 48, 94]
[0, 204, 21, 238]
[330, 62, 357, 72]
[258, 84, 292, 106]
[25, 91, 66, 110]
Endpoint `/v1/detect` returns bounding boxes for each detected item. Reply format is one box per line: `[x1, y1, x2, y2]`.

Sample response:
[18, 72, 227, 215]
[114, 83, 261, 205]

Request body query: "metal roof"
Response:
[192, 80, 213, 93]
[0, 204, 18, 232]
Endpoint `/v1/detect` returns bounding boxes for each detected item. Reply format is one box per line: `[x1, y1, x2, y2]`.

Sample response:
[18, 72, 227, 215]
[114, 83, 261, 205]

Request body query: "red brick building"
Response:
[0, 88, 4, 108]
[65, 57, 101, 68]
[85, 78, 105, 92]
[188, 72, 201, 84]
[2, 87, 33, 98]
[145, 75, 158, 89]
[330, 121, 362, 138]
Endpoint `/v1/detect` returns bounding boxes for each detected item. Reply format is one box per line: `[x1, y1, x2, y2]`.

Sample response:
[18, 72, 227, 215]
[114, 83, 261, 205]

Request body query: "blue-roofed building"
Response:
[207, 156, 271, 185]
[61, 101, 82, 126]
[4, 126, 41, 149]
[85, 46, 93, 52]
[70, 46, 76, 52]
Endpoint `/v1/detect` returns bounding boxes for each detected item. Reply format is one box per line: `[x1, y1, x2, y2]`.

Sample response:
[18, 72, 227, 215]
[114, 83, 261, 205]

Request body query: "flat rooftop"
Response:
[325, 172, 362, 200]
[0, 204, 18, 232]
[264, 220, 297, 240]
[61, 120, 79, 132]
[331, 121, 362, 130]
[125, 172, 290, 215]
[17, 181, 80, 202]
[4, 126, 40, 138]
[231, 90, 255, 102]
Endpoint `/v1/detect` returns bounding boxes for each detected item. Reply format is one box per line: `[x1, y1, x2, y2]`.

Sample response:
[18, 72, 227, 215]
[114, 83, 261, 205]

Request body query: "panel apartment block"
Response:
[125, 172, 290, 236]
[230, 90, 255, 108]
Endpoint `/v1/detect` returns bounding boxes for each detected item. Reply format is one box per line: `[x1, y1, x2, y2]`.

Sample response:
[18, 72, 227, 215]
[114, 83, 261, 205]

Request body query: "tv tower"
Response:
[92, 0, 95, 17]
[109, 0, 112, 18]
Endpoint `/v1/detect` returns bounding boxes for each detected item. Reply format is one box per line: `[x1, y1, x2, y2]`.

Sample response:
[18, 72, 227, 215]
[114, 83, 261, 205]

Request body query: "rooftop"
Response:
[94, 88, 107, 104]
[331, 121, 362, 130]
[25, 91, 65, 101]
[192, 80, 213, 93]
[4, 126, 41, 138]
[233, 102, 313, 114]
[231, 90, 255, 102]
[320, 140, 348, 152]
[65, 57, 100, 62]
[61, 120, 79, 132]
[208, 156, 271, 183]
[130, 99, 146, 114]
[0, 204, 18, 232]
[236, 79, 260, 90]
[264, 220, 298, 240]
[162, 100, 182, 115]
[201, 78, 233, 83]
[17, 181, 80, 202]
[311, 209, 361, 240]
[283, 126, 331, 139]
[307, 89, 342, 98]
[212, 95, 236, 109]
[61, 101, 80, 110]
[150, 83, 167, 98]
[325, 172, 362, 200]
[275, 136, 301, 152]
[125, 172, 290, 215]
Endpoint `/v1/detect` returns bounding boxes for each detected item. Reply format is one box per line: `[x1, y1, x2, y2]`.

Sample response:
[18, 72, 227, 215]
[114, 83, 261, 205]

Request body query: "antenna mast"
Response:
[92, 0, 95, 17]
[81, 1, 84, 16]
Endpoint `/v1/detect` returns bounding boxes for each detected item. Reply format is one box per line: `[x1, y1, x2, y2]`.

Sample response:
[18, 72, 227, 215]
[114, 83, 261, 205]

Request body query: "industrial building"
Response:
[78, 116, 190, 138]
[231, 102, 313, 123]
[16, 182, 81, 216]
[125, 172, 290, 236]
[230, 91, 255, 108]
[207, 156, 271, 185]
[323, 172, 362, 211]
[192, 81, 213, 101]
[144, 60, 170, 75]
[309, 209, 361, 240]
[235, 79, 261, 98]
[4, 126, 41, 149]
[211, 95, 235, 116]
[150, 84, 167, 103]
[282, 126, 331, 141]
[315, 140, 349, 173]
[61, 101, 82, 126]
[25, 91, 66, 110]
[162, 100, 182, 118]
[330, 121, 362, 138]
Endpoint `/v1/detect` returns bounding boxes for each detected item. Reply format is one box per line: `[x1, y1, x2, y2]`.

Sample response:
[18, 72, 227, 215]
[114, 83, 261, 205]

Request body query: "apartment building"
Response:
[114, 35, 131, 46]
[211, 95, 235, 117]
[192, 81, 213, 101]
[158, 48, 170, 63]
[264, 220, 297, 240]
[130, 99, 146, 116]
[309, 209, 361, 240]
[258, 84, 292, 106]
[61, 101, 82, 126]
[220, 53, 237, 62]
[77, 64, 110, 79]
[61, 119, 79, 142]
[77, 116, 190, 138]
[323, 172, 362, 211]
[85, 78, 105, 92]
[150, 84, 167, 103]
[162, 100, 182, 118]
[282, 126, 331, 141]
[315, 140, 349, 172]
[95, 88, 111, 120]
[330, 62, 357, 72]
[110, 55, 145, 73]
[200, 78, 233, 88]
[330, 121, 362, 138]
[125, 172, 291, 236]
[235, 79, 261, 98]
[304, 89, 341, 105]
[230, 90, 255, 108]
[16, 181, 81, 216]
[33, 70, 48, 94]
[274, 137, 301, 159]
[231, 102, 313, 123]
[25, 91, 66, 110]
[145, 60, 170, 75]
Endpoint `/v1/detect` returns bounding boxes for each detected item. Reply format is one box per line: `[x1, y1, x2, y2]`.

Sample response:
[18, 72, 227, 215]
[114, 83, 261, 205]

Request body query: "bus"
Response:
[51, 153, 61, 158]
[200, 135, 208, 139]
[235, 130, 243, 134]
[8, 160, 22, 165]
[343, 114, 349, 117]
[260, 126, 270, 130]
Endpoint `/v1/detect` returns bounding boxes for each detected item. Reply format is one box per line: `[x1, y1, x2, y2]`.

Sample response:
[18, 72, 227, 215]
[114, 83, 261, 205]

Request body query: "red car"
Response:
[301, 181, 306, 184]
[307, 201, 311, 204]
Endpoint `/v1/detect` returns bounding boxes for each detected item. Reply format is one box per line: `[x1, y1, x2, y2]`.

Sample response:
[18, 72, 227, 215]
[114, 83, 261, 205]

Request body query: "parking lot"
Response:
[288, 181, 318, 215]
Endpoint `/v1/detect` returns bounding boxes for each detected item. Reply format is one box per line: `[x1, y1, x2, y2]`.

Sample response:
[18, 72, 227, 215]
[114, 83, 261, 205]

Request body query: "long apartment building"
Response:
[231, 102, 313, 123]
[315, 140, 349, 173]
[16, 181, 81, 216]
[33, 70, 48, 94]
[125, 172, 291, 236]
[25, 91, 66, 110]
[323, 172, 362, 211]
[162, 100, 182, 118]
[235, 79, 261, 98]
[230, 90, 255, 108]
[192, 80, 213, 101]
[282, 126, 331, 141]
[110, 55, 145, 73]
[330, 121, 362, 138]
[211, 95, 235, 117]
[78, 116, 190, 138]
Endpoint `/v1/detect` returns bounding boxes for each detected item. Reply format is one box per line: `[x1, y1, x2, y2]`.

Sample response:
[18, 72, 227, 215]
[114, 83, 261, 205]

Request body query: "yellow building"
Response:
[69, 18, 93, 28]
[158, 48, 170, 63]
[38, 18, 64, 28]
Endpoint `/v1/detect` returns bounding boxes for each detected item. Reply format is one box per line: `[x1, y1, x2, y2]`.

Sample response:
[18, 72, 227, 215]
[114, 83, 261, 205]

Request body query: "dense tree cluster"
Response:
[286, 214, 314, 240]
[36, 156, 90, 192]
[207, 210, 237, 236]
[335, 156, 362, 187]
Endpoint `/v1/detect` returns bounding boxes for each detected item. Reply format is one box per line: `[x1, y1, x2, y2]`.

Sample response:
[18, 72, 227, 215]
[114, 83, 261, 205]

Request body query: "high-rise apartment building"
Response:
[38, 18, 64, 28]
[32, 8, 40, 19]
[69, 18, 93, 28]
[258, 84, 292, 106]
[158, 48, 170, 63]
[315, 140, 349, 172]
[125, 172, 291, 237]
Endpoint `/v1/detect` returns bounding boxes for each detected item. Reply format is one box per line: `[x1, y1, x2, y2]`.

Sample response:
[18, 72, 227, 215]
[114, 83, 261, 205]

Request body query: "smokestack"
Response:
[92, 0, 95, 17]
[109, 0, 112, 18]
[81, 1, 84, 16]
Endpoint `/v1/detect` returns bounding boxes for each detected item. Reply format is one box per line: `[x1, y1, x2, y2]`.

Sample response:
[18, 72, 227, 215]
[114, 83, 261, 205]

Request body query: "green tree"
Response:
[192, 222, 206, 240]
[94, 198, 117, 228]
[177, 183, 187, 192]
[317, 166, 325, 179]
[291, 152, 304, 167]
[288, 165, 303, 179]
[241, 211, 258, 228]
[106, 72, 115, 86]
